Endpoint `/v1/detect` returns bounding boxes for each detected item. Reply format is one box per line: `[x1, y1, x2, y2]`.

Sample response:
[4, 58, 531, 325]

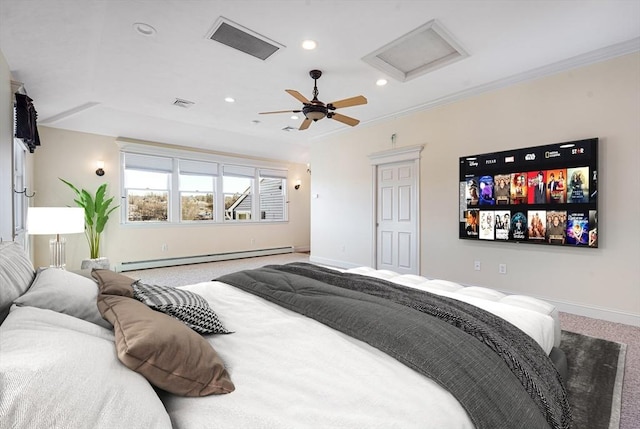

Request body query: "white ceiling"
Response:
[1, 0, 639, 164]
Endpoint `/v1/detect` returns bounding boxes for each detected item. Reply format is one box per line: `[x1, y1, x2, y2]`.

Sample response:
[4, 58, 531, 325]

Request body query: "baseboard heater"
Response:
[116, 246, 294, 272]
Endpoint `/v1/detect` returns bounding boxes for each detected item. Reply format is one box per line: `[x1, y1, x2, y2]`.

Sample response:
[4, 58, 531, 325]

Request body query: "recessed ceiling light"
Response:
[224, 97, 235, 103]
[133, 22, 156, 37]
[291, 115, 299, 120]
[376, 78, 388, 86]
[302, 40, 317, 50]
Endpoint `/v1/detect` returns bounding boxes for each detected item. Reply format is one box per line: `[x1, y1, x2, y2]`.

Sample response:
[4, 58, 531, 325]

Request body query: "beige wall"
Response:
[31, 127, 311, 269]
[310, 53, 640, 324]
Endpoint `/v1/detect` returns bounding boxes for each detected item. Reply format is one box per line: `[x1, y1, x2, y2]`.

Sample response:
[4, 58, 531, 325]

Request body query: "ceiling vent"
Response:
[173, 98, 195, 108]
[362, 19, 468, 82]
[206, 17, 284, 61]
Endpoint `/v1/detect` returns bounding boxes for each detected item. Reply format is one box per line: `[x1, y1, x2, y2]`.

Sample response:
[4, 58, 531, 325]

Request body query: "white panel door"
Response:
[376, 161, 418, 274]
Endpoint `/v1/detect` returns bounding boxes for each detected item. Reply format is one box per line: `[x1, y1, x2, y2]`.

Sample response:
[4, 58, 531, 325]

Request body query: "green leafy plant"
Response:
[60, 178, 119, 259]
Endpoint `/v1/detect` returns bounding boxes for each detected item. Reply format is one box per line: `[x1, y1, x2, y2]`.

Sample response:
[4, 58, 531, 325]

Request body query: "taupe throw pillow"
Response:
[91, 269, 135, 297]
[94, 271, 235, 396]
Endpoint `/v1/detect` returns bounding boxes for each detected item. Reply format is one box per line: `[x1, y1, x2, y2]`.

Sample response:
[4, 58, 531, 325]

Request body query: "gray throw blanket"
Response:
[217, 263, 571, 429]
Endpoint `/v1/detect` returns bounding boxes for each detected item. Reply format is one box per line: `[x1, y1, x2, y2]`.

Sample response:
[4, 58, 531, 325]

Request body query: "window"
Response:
[124, 154, 171, 222]
[223, 165, 254, 221]
[179, 159, 217, 222]
[120, 144, 288, 224]
[259, 169, 287, 221]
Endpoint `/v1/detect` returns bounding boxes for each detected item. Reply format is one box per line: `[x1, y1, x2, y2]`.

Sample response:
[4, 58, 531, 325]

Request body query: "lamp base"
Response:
[49, 237, 67, 269]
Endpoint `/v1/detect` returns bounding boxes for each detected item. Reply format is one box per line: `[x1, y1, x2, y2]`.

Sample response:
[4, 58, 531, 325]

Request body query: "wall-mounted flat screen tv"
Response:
[459, 138, 598, 248]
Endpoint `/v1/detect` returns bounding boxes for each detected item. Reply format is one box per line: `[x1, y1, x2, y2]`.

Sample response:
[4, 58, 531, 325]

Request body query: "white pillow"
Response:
[14, 267, 111, 328]
[0, 306, 172, 429]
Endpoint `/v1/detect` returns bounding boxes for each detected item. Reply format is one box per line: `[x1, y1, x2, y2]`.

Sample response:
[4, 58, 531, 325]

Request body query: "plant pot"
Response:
[80, 257, 111, 270]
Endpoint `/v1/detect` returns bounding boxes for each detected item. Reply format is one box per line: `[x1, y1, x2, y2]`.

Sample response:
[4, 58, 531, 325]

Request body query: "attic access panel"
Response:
[206, 17, 284, 61]
[362, 19, 468, 82]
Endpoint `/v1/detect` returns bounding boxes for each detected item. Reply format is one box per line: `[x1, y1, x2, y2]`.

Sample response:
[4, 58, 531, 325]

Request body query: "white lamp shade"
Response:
[27, 207, 85, 235]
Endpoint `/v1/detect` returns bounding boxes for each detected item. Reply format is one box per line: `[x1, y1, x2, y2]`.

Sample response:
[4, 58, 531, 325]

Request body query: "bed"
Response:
[0, 241, 571, 428]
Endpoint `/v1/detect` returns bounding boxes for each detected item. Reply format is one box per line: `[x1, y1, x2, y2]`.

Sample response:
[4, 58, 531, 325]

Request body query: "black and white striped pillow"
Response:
[132, 281, 230, 335]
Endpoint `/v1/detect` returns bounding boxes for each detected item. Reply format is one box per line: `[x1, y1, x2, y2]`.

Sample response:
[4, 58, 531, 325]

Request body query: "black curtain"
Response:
[14, 93, 40, 153]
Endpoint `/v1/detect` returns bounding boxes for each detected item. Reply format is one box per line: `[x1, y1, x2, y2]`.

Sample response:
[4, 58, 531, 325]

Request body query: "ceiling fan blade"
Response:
[259, 109, 302, 115]
[285, 89, 310, 104]
[299, 118, 312, 130]
[328, 95, 367, 109]
[330, 113, 360, 127]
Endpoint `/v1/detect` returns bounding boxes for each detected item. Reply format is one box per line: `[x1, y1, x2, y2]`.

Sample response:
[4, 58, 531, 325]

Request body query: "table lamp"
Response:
[27, 207, 85, 269]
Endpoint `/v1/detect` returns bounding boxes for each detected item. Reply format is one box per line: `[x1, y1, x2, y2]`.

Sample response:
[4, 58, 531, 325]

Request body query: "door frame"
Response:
[368, 144, 424, 273]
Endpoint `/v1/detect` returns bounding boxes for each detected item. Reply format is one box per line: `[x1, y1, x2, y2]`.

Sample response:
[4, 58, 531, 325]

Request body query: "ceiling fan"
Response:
[259, 70, 367, 130]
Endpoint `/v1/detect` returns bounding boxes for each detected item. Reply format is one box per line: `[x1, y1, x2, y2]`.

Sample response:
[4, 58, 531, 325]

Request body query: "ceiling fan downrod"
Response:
[309, 69, 322, 101]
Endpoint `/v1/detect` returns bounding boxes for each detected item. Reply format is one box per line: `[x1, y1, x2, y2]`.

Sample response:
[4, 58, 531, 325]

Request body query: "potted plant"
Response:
[60, 178, 119, 269]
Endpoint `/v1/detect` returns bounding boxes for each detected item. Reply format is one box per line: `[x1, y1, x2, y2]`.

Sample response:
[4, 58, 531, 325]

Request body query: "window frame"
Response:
[119, 143, 289, 226]
[123, 153, 173, 223]
[178, 159, 218, 223]
[258, 170, 287, 222]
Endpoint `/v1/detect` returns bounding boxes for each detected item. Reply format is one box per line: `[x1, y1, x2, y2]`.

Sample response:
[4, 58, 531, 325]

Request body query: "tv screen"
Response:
[459, 138, 598, 248]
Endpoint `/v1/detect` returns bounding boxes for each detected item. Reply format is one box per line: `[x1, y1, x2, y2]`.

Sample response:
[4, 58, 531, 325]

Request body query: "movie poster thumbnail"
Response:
[588, 210, 598, 247]
[479, 211, 495, 240]
[527, 170, 547, 205]
[546, 210, 567, 245]
[494, 210, 510, 240]
[566, 211, 589, 245]
[567, 167, 589, 203]
[510, 173, 528, 204]
[459, 181, 467, 220]
[527, 210, 546, 241]
[463, 209, 479, 238]
[509, 211, 528, 241]
[465, 177, 479, 206]
[546, 169, 567, 204]
[494, 174, 511, 205]
[478, 175, 495, 206]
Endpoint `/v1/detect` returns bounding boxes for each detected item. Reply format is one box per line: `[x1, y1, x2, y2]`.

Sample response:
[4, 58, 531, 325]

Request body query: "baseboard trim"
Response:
[308, 255, 364, 270]
[541, 298, 639, 327]
[117, 246, 294, 272]
[494, 287, 640, 326]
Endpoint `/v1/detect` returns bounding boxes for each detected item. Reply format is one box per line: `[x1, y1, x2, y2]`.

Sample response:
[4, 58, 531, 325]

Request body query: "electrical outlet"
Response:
[251, 238, 256, 245]
[474, 261, 481, 271]
[499, 264, 507, 274]
[161, 244, 168, 252]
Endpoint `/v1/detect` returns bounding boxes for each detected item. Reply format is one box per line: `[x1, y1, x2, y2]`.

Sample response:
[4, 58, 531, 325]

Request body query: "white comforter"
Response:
[163, 281, 477, 429]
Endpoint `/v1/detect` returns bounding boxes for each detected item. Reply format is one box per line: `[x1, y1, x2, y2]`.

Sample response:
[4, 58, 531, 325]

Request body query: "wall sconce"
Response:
[294, 179, 301, 190]
[95, 160, 105, 176]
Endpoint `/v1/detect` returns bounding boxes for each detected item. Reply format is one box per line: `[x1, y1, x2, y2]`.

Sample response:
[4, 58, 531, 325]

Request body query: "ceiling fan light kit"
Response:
[303, 104, 326, 121]
[259, 69, 367, 130]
